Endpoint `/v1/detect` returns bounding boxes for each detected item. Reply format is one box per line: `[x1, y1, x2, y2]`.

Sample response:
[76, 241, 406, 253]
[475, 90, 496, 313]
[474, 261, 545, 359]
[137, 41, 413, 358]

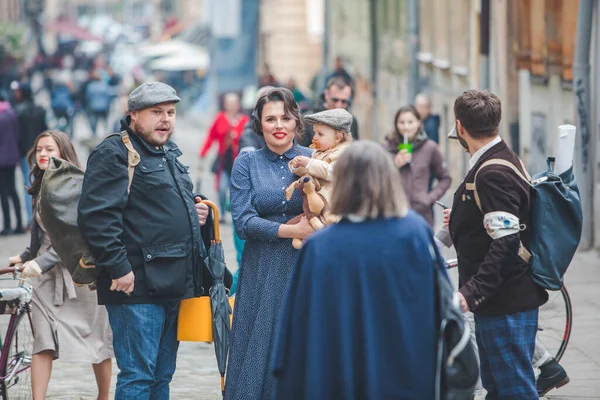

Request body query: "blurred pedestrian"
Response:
[112, 95, 129, 133]
[198, 92, 249, 222]
[273, 141, 437, 399]
[286, 78, 309, 112]
[258, 63, 278, 88]
[8, 130, 113, 400]
[85, 71, 114, 137]
[225, 87, 314, 399]
[50, 76, 75, 137]
[384, 105, 451, 226]
[13, 82, 48, 227]
[0, 90, 24, 235]
[300, 77, 359, 147]
[414, 93, 441, 144]
[324, 55, 354, 90]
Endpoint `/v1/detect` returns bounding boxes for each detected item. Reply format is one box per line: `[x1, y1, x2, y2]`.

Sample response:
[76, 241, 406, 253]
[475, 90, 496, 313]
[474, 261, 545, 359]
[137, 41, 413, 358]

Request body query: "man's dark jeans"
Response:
[105, 302, 180, 400]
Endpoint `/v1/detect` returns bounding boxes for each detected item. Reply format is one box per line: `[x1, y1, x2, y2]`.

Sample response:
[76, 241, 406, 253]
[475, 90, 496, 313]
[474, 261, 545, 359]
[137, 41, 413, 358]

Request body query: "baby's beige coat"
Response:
[289, 142, 351, 204]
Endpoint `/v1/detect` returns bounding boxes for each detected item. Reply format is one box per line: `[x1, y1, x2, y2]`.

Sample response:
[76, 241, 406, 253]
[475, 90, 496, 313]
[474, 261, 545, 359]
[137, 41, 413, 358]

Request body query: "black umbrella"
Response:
[202, 200, 232, 395]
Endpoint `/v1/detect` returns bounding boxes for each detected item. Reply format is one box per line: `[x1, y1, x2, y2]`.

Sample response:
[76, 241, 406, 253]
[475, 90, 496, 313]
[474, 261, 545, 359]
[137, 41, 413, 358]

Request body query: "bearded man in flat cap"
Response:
[78, 82, 210, 399]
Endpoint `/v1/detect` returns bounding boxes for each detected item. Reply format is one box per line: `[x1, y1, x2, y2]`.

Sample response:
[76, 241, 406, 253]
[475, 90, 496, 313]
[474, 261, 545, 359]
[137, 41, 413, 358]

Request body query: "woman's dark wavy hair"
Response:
[27, 130, 80, 198]
[252, 87, 305, 139]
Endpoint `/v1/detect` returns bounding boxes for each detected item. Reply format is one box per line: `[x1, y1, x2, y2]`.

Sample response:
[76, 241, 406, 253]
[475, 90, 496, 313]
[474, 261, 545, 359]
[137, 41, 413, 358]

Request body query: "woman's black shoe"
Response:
[12, 226, 25, 235]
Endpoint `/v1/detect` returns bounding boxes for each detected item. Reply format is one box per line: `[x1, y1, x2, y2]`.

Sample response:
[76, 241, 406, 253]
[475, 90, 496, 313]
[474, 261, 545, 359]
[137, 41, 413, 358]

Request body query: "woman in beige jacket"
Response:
[8, 130, 113, 400]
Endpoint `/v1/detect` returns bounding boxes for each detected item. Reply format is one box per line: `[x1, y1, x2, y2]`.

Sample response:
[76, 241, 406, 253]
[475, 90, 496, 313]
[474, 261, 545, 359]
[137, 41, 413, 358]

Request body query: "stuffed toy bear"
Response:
[284, 175, 336, 249]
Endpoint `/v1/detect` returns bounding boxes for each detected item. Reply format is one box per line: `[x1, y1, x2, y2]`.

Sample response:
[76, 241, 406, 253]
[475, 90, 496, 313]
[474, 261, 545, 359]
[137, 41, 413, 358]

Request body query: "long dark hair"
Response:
[27, 130, 80, 198]
[393, 105, 422, 139]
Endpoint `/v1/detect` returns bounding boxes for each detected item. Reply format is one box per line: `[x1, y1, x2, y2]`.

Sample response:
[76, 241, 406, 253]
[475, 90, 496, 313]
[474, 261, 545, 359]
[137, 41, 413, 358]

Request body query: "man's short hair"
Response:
[453, 90, 501, 138]
[326, 76, 351, 91]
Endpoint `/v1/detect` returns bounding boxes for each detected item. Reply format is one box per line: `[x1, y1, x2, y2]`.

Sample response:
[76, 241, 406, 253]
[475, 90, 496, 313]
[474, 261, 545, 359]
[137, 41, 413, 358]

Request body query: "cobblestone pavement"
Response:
[0, 86, 599, 398]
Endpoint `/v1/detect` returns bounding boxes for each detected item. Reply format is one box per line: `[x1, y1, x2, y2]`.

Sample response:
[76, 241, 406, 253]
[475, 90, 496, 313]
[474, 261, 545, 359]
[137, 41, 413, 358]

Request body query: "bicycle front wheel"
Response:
[537, 285, 573, 362]
[1, 308, 34, 400]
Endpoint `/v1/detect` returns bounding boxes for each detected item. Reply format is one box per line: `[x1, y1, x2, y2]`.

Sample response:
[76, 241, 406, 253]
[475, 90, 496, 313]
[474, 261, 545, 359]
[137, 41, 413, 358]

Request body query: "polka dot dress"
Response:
[225, 144, 313, 400]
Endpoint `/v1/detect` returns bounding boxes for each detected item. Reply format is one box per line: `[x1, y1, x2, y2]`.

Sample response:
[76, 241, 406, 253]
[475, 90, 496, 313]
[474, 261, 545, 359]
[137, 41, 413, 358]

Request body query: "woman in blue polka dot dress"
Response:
[225, 88, 314, 399]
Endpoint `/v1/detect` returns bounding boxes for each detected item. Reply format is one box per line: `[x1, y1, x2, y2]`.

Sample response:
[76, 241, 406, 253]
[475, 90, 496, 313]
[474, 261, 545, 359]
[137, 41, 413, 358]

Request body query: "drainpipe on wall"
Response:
[573, 0, 596, 250]
[407, 0, 419, 102]
[479, 0, 490, 89]
[595, 1, 600, 248]
[369, 0, 379, 139]
[319, 0, 330, 92]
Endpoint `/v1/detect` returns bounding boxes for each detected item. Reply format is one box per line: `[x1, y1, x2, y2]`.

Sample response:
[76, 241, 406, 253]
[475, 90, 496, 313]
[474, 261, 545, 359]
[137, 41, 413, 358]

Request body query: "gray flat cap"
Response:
[304, 108, 353, 132]
[128, 82, 181, 111]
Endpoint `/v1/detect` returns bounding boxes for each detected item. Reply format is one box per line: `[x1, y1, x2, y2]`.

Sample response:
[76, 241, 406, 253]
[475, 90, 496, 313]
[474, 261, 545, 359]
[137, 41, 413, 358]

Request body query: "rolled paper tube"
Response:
[554, 124, 576, 175]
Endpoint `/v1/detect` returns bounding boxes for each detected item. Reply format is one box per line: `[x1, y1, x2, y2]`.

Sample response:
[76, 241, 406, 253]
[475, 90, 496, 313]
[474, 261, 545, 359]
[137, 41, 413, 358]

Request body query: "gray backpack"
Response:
[38, 132, 140, 285]
[469, 158, 583, 290]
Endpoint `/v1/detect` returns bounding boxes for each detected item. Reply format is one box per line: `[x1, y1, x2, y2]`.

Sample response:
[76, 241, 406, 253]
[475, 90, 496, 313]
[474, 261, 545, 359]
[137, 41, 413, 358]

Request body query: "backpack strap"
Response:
[103, 131, 141, 193]
[467, 158, 532, 263]
[468, 158, 532, 211]
[119, 132, 141, 193]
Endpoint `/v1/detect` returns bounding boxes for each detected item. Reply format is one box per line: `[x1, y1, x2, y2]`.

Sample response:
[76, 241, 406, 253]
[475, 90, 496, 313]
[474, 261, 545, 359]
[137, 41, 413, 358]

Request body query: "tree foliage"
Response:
[0, 23, 26, 60]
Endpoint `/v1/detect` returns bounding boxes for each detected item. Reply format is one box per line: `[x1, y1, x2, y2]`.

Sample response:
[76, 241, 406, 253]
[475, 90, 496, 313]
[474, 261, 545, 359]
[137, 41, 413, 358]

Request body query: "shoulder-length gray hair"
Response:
[330, 141, 409, 219]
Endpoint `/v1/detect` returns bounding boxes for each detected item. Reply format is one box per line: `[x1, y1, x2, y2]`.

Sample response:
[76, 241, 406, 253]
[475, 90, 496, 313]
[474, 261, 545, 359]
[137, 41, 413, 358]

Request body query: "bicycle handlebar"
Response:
[1, 266, 21, 276]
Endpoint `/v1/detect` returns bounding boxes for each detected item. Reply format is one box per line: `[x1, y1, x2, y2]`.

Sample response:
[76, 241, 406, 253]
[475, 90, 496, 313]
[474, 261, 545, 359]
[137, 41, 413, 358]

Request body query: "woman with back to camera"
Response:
[7, 130, 113, 400]
[225, 88, 314, 399]
[274, 141, 438, 400]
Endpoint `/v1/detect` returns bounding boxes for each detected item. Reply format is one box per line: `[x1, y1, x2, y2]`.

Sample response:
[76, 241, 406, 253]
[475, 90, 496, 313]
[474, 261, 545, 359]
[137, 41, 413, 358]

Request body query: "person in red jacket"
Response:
[199, 93, 249, 222]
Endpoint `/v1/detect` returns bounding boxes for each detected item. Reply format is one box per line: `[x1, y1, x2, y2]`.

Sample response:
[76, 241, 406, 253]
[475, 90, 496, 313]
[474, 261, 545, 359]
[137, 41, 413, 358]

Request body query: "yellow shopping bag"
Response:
[177, 296, 235, 342]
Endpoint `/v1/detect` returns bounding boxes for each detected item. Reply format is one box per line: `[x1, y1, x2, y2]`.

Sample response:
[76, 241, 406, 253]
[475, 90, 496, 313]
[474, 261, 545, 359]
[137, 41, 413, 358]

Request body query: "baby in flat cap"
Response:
[289, 108, 353, 220]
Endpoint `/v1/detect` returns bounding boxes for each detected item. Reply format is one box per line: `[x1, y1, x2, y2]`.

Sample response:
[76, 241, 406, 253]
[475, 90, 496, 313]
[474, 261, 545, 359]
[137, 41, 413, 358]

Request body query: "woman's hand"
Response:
[443, 208, 451, 228]
[394, 150, 412, 168]
[8, 255, 22, 266]
[295, 216, 315, 240]
[21, 261, 42, 278]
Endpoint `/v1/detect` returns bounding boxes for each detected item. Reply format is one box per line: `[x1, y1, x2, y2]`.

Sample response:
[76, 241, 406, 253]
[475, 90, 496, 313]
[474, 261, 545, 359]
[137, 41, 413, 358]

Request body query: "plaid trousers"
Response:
[474, 308, 538, 399]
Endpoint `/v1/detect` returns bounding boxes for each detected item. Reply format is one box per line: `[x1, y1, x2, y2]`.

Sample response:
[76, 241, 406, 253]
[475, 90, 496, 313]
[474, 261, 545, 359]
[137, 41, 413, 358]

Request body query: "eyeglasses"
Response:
[330, 97, 350, 106]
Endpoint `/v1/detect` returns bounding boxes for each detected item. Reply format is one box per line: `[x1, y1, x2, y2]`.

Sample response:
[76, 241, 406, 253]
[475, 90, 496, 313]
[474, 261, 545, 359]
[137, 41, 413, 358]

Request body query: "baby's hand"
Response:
[294, 156, 311, 168]
[290, 158, 300, 169]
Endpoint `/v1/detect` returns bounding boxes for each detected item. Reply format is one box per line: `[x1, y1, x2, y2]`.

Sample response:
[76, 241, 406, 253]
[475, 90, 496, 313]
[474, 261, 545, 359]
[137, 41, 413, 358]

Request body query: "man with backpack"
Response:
[78, 82, 210, 399]
[446, 90, 548, 399]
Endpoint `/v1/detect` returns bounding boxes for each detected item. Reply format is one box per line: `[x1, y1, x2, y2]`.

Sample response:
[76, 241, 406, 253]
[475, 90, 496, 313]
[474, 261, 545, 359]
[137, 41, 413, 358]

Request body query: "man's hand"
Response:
[457, 292, 469, 313]
[443, 208, 451, 228]
[110, 271, 135, 295]
[194, 197, 209, 226]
